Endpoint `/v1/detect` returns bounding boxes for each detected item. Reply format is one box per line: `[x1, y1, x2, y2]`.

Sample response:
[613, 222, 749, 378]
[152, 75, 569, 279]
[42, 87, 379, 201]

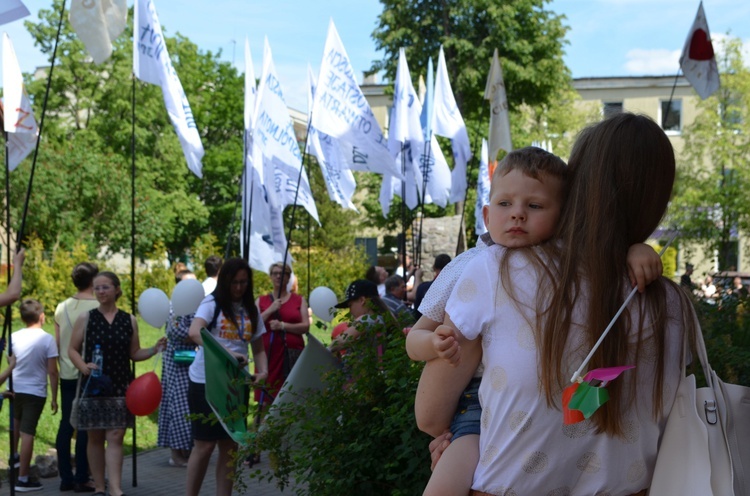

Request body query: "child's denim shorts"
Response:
[449, 377, 482, 439]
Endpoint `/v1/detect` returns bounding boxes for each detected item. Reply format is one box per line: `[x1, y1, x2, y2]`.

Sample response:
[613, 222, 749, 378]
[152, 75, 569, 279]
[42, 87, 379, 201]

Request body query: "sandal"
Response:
[243, 453, 261, 467]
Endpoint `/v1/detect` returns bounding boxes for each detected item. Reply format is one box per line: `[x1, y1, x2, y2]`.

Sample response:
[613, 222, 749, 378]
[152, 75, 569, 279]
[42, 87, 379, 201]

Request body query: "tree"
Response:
[371, 0, 571, 125]
[15, 1, 244, 260]
[670, 37, 750, 269]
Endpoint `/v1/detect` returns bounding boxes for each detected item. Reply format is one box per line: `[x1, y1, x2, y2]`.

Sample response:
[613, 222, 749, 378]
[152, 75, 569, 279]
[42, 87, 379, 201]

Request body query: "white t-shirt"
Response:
[445, 245, 684, 495]
[55, 297, 100, 380]
[202, 277, 217, 296]
[418, 233, 492, 323]
[189, 296, 265, 384]
[11, 327, 58, 397]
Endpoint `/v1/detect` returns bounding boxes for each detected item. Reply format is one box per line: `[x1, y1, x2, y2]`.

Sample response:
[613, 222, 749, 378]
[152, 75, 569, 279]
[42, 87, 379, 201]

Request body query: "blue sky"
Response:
[2, 0, 750, 112]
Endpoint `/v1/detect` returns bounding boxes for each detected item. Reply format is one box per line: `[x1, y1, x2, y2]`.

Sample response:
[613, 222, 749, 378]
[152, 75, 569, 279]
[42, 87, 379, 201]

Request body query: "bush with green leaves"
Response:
[247, 310, 432, 495]
[694, 294, 750, 386]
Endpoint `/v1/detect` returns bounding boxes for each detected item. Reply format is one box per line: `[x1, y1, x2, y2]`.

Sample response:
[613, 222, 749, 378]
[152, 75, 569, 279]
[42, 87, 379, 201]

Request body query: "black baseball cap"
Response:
[335, 280, 379, 308]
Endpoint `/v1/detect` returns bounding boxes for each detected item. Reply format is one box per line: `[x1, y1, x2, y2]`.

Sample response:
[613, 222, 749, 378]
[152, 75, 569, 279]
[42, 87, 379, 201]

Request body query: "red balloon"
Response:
[126, 371, 163, 416]
[331, 322, 349, 340]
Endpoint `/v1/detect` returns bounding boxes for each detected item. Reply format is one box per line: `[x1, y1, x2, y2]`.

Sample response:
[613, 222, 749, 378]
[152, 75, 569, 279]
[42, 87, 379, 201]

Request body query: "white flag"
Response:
[475, 139, 490, 235]
[253, 38, 319, 223]
[245, 164, 291, 273]
[133, 0, 204, 177]
[311, 20, 401, 178]
[679, 1, 720, 100]
[239, 38, 258, 259]
[307, 65, 358, 211]
[0, 1, 29, 26]
[384, 48, 450, 216]
[484, 49, 512, 163]
[69, 0, 127, 64]
[2, 33, 38, 171]
[433, 46, 472, 203]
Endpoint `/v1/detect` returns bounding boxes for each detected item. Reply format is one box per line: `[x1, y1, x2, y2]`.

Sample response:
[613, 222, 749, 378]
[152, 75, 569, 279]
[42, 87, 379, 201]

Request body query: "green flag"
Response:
[201, 328, 253, 444]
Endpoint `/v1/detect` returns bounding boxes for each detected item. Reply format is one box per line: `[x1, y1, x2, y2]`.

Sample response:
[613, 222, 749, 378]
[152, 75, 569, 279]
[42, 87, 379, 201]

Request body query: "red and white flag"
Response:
[2, 33, 38, 171]
[679, 1, 720, 100]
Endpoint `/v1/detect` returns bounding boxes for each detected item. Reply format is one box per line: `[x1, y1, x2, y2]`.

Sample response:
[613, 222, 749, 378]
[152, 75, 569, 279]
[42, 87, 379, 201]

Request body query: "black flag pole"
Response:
[5, 0, 67, 491]
[129, 74, 139, 488]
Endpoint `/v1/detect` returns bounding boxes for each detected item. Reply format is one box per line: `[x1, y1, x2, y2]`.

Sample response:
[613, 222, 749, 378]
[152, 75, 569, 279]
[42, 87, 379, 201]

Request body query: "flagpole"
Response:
[129, 74, 139, 488]
[416, 132, 433, 267]
[4, 129, 16, 496]
[400, 143, 408, 282]
[662, 71, 681, 128]
[258, 115, 315, 415]
[225, 169, 244, 260]
[456, 131, 483, 256]
[5, 2, 66, 489]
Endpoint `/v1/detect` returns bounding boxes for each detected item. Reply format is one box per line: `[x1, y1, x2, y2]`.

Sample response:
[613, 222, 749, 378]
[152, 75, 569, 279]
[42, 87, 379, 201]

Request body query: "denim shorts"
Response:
[449, 377, 482, 439]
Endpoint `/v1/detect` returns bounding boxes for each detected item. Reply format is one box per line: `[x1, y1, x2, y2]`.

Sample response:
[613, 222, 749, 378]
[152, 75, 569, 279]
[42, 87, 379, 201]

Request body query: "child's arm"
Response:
[0, 354, 16, 386]
[415, 314, 480, 438]
[47, 357, 58, 414]
[0, 249, 24, 307]
[405, 316, 460, 363]
[250, 337, 268, 384]
[627, 243, 663, 292]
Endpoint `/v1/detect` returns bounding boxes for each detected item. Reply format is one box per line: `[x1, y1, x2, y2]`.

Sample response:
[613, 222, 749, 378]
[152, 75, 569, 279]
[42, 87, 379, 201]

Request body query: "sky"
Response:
[1, 0, 750, 113]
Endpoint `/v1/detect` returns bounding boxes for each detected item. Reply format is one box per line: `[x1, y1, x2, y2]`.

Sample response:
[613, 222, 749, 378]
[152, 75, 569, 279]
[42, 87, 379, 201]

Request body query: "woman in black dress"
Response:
[69, 272, 166, 496]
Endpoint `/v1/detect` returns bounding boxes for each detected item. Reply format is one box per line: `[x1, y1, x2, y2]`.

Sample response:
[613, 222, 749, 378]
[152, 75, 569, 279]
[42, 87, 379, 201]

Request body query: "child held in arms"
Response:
[406, 147, 662, 496]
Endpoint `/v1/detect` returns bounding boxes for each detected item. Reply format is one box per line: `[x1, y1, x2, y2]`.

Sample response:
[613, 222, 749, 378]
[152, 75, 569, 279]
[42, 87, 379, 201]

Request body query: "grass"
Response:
[0, 313, 337, 467]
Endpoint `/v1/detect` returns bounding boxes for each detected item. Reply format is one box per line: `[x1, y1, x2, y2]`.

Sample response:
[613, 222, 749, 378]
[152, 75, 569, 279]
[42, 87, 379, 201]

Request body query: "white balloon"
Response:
[309, 286, 338, 322]
[138, 288, 170, 328]
[171, 278, 205, 317]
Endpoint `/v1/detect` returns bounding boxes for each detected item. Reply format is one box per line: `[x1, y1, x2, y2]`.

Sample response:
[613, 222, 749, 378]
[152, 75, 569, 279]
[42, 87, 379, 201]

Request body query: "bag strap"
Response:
[207, 296, 221, 332]
[686, 308, 716, 389]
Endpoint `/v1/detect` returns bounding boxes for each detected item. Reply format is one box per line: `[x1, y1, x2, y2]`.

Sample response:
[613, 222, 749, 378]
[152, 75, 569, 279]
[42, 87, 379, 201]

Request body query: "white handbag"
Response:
[649, 315, 750, 496]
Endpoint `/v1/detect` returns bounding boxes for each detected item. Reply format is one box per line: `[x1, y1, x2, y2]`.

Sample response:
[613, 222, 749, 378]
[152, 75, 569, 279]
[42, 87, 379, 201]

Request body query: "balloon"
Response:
[331, 322, 349, 340]
[309, 286, 338, 322]
[126, 371, 162, 416]
[138, 288, 170, 328]
[171, 278, 205, 317]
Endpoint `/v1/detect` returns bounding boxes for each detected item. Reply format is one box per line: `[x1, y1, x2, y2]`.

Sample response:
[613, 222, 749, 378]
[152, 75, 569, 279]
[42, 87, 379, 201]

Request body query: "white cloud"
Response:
[624, 48, 680, 74]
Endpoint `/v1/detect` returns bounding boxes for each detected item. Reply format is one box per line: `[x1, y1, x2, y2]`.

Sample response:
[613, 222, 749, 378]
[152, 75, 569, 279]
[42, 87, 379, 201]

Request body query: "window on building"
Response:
[660, 99, 682, 133]
[603, 102, 623, 118]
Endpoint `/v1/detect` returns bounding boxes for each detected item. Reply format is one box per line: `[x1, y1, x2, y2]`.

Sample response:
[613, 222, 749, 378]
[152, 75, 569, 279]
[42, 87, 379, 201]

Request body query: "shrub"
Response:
[247, 310, 432, 495]
[694, 295, 750, 386]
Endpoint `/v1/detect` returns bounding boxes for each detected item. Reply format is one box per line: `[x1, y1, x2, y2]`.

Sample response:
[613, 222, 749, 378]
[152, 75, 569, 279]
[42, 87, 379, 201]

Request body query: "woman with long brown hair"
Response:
[419, 113, 693, 494]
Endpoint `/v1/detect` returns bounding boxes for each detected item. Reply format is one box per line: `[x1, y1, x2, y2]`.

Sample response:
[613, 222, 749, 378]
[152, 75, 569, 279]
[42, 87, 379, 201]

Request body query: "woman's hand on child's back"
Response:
[434, 325, 461, 365]
[626, 243, 663, 292]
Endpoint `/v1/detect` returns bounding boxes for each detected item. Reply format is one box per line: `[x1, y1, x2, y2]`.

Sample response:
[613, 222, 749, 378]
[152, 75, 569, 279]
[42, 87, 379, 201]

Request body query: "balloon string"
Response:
[151, 348, 161, 372]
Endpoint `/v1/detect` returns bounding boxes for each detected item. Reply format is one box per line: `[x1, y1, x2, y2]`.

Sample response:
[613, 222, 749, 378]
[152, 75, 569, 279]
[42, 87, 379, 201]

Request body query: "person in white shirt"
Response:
[11, 299, 58, 492]
[201, 255, 223, 296]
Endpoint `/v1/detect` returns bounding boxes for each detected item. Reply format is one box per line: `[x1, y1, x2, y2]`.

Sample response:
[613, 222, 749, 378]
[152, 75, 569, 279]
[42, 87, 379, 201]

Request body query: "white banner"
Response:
[133, 0, 204, 177]
[484, 48, 512, 163]
[311, 20, 401, 178]
[307, 65, 357, 211]
[384, 48, 450, 215]
[434, 46, 472, 203]
[252, 38, 319, 223]
[0, 0, 29, 26]
[69, 0, 127, 64]
[2, 33, 37, 171]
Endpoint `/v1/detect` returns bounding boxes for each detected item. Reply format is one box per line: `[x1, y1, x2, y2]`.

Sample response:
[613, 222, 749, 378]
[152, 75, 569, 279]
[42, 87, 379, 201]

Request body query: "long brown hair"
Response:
[513, 113, 690, 437]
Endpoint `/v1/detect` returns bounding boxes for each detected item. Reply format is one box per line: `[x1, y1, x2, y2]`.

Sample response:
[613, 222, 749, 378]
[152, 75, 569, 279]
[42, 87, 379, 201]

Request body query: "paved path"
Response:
[1, 448, 294, 496]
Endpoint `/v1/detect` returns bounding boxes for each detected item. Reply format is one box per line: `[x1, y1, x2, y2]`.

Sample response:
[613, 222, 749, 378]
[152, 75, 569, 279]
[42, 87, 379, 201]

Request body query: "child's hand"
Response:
[434, 325, 461, 365]
[627, 243, 662, 292]
[50, 400, 58, 415]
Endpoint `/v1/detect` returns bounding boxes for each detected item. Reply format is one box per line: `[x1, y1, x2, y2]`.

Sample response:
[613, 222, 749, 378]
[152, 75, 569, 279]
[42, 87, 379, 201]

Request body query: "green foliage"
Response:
[670, 37, 750, 268]
[21, 235, 97, 313]
[17, 1, 242, 260]
[694, 297, 750, 386]
[248, 314, 431, 495]
[252, 245, 369, 300]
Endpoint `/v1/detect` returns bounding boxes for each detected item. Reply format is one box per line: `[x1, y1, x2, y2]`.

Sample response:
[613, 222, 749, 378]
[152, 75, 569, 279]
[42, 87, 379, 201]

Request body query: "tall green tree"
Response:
[371, 0, 571, 124]
[14, 1, 244, 260]
[670, 37, 750, 269]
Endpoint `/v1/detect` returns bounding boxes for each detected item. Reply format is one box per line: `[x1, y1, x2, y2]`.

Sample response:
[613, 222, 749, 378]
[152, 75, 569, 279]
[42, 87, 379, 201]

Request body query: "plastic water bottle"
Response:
[92, 344, 103, 378]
